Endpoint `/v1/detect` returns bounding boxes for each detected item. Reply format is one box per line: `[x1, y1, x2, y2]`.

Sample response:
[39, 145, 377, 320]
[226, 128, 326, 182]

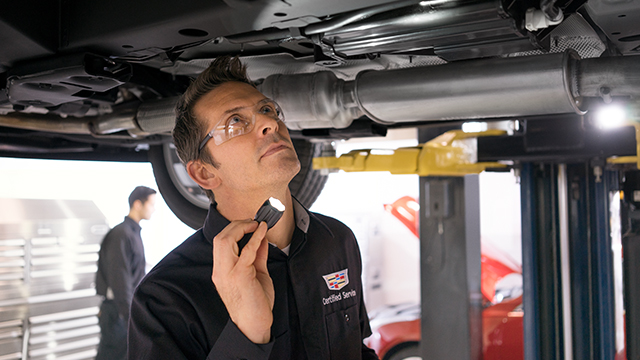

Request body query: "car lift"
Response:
[313, 115, 639, 360]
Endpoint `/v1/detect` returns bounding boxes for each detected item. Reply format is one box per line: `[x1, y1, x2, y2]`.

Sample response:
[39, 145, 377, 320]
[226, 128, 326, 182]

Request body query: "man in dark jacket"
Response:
[128, 57, 379, 359]
[95, 186, 156, 360]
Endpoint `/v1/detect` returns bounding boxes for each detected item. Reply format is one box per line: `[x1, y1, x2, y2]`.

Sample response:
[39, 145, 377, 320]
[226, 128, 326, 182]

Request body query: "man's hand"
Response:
[212, 220, 274, 344]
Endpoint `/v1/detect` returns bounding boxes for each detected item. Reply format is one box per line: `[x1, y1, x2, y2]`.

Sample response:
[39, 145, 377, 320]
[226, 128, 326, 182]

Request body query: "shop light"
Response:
[595, 104, 626, 129]
[462, 122, 487, 133]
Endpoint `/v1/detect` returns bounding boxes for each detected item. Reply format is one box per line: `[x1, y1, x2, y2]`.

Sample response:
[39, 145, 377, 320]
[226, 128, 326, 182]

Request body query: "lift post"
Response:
[418, 174, 483, 359]
[520, 163, 564, 360]
[566, 164, 617, 359]
[520, 162, 619, 360]
[417, 127, 483, 360]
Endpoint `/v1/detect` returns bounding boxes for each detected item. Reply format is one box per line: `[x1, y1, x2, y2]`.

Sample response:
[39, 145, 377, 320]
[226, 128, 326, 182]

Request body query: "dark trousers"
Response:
[96, 300, 127, 360]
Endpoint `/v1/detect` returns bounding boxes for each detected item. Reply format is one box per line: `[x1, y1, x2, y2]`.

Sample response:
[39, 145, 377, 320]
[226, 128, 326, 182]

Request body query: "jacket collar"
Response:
[292, 198, 310, 233]
[124, 216, 141, 233]
[202, 197, 311, 245]
[202, 204, 231, 245]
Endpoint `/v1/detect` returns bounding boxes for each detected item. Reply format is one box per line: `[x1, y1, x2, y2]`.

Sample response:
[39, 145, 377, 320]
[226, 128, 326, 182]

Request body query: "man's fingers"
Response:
[254, 235, 270, 274]
[236, 221, 268, 268]
[213, 220, 259, 274]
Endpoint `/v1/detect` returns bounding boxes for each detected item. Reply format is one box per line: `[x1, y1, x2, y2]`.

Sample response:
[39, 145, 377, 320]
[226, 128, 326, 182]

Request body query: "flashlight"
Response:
[254, 197, 285, 229]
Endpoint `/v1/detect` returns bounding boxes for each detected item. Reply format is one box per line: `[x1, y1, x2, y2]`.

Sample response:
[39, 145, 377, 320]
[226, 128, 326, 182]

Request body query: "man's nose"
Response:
[255, 113, 280, 136]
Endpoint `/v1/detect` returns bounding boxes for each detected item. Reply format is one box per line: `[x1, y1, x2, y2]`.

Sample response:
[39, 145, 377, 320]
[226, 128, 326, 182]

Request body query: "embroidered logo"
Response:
[322, 269, 349, 290]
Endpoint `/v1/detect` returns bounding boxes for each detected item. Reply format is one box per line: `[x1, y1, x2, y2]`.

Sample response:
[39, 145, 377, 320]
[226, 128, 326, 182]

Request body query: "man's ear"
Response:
[186, 159, 221, 190]
[132, 199, 143, 211]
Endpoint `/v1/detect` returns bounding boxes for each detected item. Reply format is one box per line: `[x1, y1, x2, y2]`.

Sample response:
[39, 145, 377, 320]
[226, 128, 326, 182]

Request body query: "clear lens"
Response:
[199, 99, 284, 151]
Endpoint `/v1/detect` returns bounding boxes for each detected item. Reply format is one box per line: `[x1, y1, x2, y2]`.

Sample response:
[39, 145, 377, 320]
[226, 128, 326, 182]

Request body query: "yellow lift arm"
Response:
[313, 129, 508, 176]
[607, 123, 640, 169]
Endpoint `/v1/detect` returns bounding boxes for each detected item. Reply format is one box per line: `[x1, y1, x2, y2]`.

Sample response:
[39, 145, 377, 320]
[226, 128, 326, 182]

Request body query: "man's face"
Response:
[141, 194, 156, 220]
[194, 81, 301, 194]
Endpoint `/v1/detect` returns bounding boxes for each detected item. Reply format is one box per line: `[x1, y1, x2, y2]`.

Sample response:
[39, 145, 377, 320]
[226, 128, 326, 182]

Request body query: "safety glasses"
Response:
[198, 98, 285, 153]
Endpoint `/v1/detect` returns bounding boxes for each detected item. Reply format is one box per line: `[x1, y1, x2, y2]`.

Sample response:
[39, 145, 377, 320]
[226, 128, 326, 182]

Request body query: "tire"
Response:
[149, 139, 328, 229]
[289, 139, 328, 208]
[149, 143, 210, 229]
[385, 343, 422, 360]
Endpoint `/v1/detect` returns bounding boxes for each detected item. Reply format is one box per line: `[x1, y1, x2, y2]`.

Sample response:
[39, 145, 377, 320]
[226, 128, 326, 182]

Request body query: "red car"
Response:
[366, 196, 627, 360]
[365, 196, 524, 360]
[365, 255, 524, 360]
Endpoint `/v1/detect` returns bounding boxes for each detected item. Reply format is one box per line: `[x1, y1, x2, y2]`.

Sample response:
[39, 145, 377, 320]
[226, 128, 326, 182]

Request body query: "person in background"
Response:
[128, 57, 378, 359]
[95, 186, 157, 360]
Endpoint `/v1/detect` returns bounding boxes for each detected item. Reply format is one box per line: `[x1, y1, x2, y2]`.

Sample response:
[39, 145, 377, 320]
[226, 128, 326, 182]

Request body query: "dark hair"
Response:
[128, 186, 157, 208]
[173, 56, 254, 203]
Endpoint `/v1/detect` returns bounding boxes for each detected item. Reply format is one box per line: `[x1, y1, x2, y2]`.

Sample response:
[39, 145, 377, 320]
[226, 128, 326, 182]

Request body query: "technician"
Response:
[128, 57, 378, 359]
[95, 186, 156, 360]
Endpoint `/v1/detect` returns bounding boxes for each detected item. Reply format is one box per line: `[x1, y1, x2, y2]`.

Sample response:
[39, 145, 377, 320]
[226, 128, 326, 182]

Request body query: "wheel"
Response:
[385, 343, 421, 360]
[149, 143, 210, 229]
[149, 139, 328, 229]
[289, 139, 328, 208]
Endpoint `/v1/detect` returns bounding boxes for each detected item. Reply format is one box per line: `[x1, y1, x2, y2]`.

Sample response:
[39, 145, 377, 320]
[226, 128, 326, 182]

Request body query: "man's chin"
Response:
[284, 158, 301, 176]
[289, 161, 302, 178]
[274, 156, 300, 181]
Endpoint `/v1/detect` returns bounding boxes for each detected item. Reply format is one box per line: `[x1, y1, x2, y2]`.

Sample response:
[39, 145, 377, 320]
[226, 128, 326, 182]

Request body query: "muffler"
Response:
[260, 50, 640, 130]
[1, 51, 639, 136]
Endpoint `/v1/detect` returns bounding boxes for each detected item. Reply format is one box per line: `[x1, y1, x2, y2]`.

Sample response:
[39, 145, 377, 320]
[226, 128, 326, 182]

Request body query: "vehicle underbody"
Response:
[1, 0, 639, 227]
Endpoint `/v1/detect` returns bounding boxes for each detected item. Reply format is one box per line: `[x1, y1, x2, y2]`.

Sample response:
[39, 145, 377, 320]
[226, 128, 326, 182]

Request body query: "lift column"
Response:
[519, 162, 618, 360]
[417, 127, 483, 359]
[566, 164, 617, 360]
[477, 116, 635, 360]
[520, 163, 564, 360]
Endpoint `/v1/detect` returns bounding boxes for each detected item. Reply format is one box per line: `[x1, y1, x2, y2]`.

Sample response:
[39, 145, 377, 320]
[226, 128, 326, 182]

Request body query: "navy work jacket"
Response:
[129, 200, 378, 360]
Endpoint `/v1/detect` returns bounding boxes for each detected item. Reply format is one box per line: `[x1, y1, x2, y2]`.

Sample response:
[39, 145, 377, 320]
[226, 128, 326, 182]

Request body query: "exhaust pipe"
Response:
[354, 51, 585, 122]
[0, 97, 179, 137]
[260, 50, 640, 130]
[1, 51, 638, 136]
